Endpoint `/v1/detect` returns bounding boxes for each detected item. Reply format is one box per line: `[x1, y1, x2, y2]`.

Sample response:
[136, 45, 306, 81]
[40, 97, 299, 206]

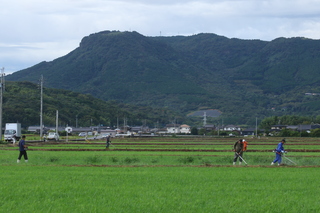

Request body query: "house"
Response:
[274, 124, 320, 132]
[27, 126, 40, 132]
[298, 125, 312, 132]
[180, 124, 191, 134]
[203, 124, 215, 132]
[100, 129, 117, 137]
[164, 124, 191, 134]
[222, 125, 241, 131]
[131, 126, 144, 133]
[27, 126, 59, 134]
[71, 127, 92, 133]
[271, 125, 287, 130]
[286, 125, 298, 130]
[166, 124, 181, 133]
[241, 128, 265, 136]
[158, 128, 168, 134]
[312, 124, 320, 129]
[241, 128, 256, 136]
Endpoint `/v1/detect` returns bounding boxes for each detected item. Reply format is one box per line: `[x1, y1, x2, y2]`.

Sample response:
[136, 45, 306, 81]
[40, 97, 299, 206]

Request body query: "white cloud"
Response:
[1, 0, 320, 73]
[0, 40, 79, 74]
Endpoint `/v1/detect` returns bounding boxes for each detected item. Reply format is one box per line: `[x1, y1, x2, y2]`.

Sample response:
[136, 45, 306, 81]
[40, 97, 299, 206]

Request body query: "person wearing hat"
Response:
[271, 139, 287, 166]
[233, 139, 247, 165]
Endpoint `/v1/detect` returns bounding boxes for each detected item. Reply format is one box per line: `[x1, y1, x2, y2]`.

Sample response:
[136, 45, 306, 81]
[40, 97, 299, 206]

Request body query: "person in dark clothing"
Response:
[233, 139, 246, 165]
[17, 135, 28, 163]
[106, 135, 111, 149]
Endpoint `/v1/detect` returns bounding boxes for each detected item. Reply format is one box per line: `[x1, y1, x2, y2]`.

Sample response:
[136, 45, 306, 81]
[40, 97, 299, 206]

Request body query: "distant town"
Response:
[26, 123, 320, 138]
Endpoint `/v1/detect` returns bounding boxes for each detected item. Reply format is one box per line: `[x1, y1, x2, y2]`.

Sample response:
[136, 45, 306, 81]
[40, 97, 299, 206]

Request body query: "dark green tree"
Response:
[191, 127, 198, 135]
[310, 129, 320, 137]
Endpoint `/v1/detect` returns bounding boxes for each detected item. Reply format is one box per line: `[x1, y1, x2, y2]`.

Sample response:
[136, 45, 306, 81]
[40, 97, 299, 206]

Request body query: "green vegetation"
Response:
[2, 81, 182, 128]
[1, 166, 319, 212]
[259, 115, 320, 129]
[6, 31, 320, 126]
[2, 136, 320, 166]
[0, 165, 320, 212]
[1, 136, 320, 212]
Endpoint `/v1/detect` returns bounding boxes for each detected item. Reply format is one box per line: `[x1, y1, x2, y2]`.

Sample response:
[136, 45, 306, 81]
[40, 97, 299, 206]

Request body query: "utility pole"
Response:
[123, 117, 127, 133]
[157, 121, 159, 135]
[56, 110, 59, 134]
[117, 117, 119, 130]
[256, 117, 258, 137]
[40, 75, 43, 139]
[0, 68, 5, 141]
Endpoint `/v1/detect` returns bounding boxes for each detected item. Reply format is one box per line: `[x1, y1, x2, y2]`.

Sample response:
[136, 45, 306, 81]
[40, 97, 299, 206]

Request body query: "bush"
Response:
[110, 157, 119, 163]
[300, 131, 310, 137]
[310, 128, 320, 137]
[151, 159, 159, 163]
[198, 128, 206, 135]
[49, 157, 59, 162]
[191, 127, 198, 135]
[85, 155, 102, 164]
[178, 156, 194, 164]
[123, 157, 140, 164]
[279, 129, 298, 137]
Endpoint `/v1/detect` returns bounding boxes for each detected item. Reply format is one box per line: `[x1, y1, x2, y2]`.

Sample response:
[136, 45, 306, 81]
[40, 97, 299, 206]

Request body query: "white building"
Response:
[222, 125, 241, 131]
[166, 124, 191, 134]
[166, 124, 181, 133]
[180, 124, 191, 134]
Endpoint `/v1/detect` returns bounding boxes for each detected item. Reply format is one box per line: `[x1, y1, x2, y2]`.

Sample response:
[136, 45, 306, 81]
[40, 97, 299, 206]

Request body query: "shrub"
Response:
[110, 157, 119, 163]
[85, 155, 102, 164]
[151, 159, 159, 163]
[49, 157, 59, 162]
[178, 156, 194, 164]
[123, 157, 140, 164]
[191, 127, 198, 135]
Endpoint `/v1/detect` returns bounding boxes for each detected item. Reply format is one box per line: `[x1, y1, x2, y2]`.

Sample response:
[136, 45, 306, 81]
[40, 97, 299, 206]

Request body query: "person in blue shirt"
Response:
[17, 135, 28, 163]
[271, 139, 286, 166]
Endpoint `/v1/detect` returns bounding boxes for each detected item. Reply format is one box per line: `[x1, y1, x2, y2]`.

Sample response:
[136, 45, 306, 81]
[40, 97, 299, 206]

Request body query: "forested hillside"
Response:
[6, 31, 320, 125]
[3, 81, 181, 128]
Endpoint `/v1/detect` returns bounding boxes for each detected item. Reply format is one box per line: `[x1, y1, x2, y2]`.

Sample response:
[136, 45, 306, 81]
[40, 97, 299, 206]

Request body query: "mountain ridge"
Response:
[7, 30, 320, 125]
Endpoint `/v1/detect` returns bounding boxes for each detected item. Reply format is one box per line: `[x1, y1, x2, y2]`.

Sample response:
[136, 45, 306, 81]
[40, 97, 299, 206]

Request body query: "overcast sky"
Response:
[1, 0, 320, 74]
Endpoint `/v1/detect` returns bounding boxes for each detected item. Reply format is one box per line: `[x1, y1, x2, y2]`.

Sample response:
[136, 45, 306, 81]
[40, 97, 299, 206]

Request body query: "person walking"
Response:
[106, 135, 111, 149]
[271, 139, 286, 166]
[17, 135, 28, 163]
[233, 139, 247, 165]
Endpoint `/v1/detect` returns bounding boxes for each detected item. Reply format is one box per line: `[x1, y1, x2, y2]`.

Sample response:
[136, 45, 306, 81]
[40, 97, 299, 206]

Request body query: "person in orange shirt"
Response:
[233, 139, 247, 165]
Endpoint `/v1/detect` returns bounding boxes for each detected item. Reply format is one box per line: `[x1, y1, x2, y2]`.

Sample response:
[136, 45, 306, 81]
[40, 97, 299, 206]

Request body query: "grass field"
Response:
[1, 136, 320, 212]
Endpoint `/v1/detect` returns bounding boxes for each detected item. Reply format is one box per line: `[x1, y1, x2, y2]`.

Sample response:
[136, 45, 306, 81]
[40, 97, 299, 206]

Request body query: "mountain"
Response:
[6, 31, 320, 125]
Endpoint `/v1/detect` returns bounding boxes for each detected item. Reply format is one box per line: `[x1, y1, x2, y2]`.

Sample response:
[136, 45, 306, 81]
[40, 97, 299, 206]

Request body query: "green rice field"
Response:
[1, 136, 320, 212]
